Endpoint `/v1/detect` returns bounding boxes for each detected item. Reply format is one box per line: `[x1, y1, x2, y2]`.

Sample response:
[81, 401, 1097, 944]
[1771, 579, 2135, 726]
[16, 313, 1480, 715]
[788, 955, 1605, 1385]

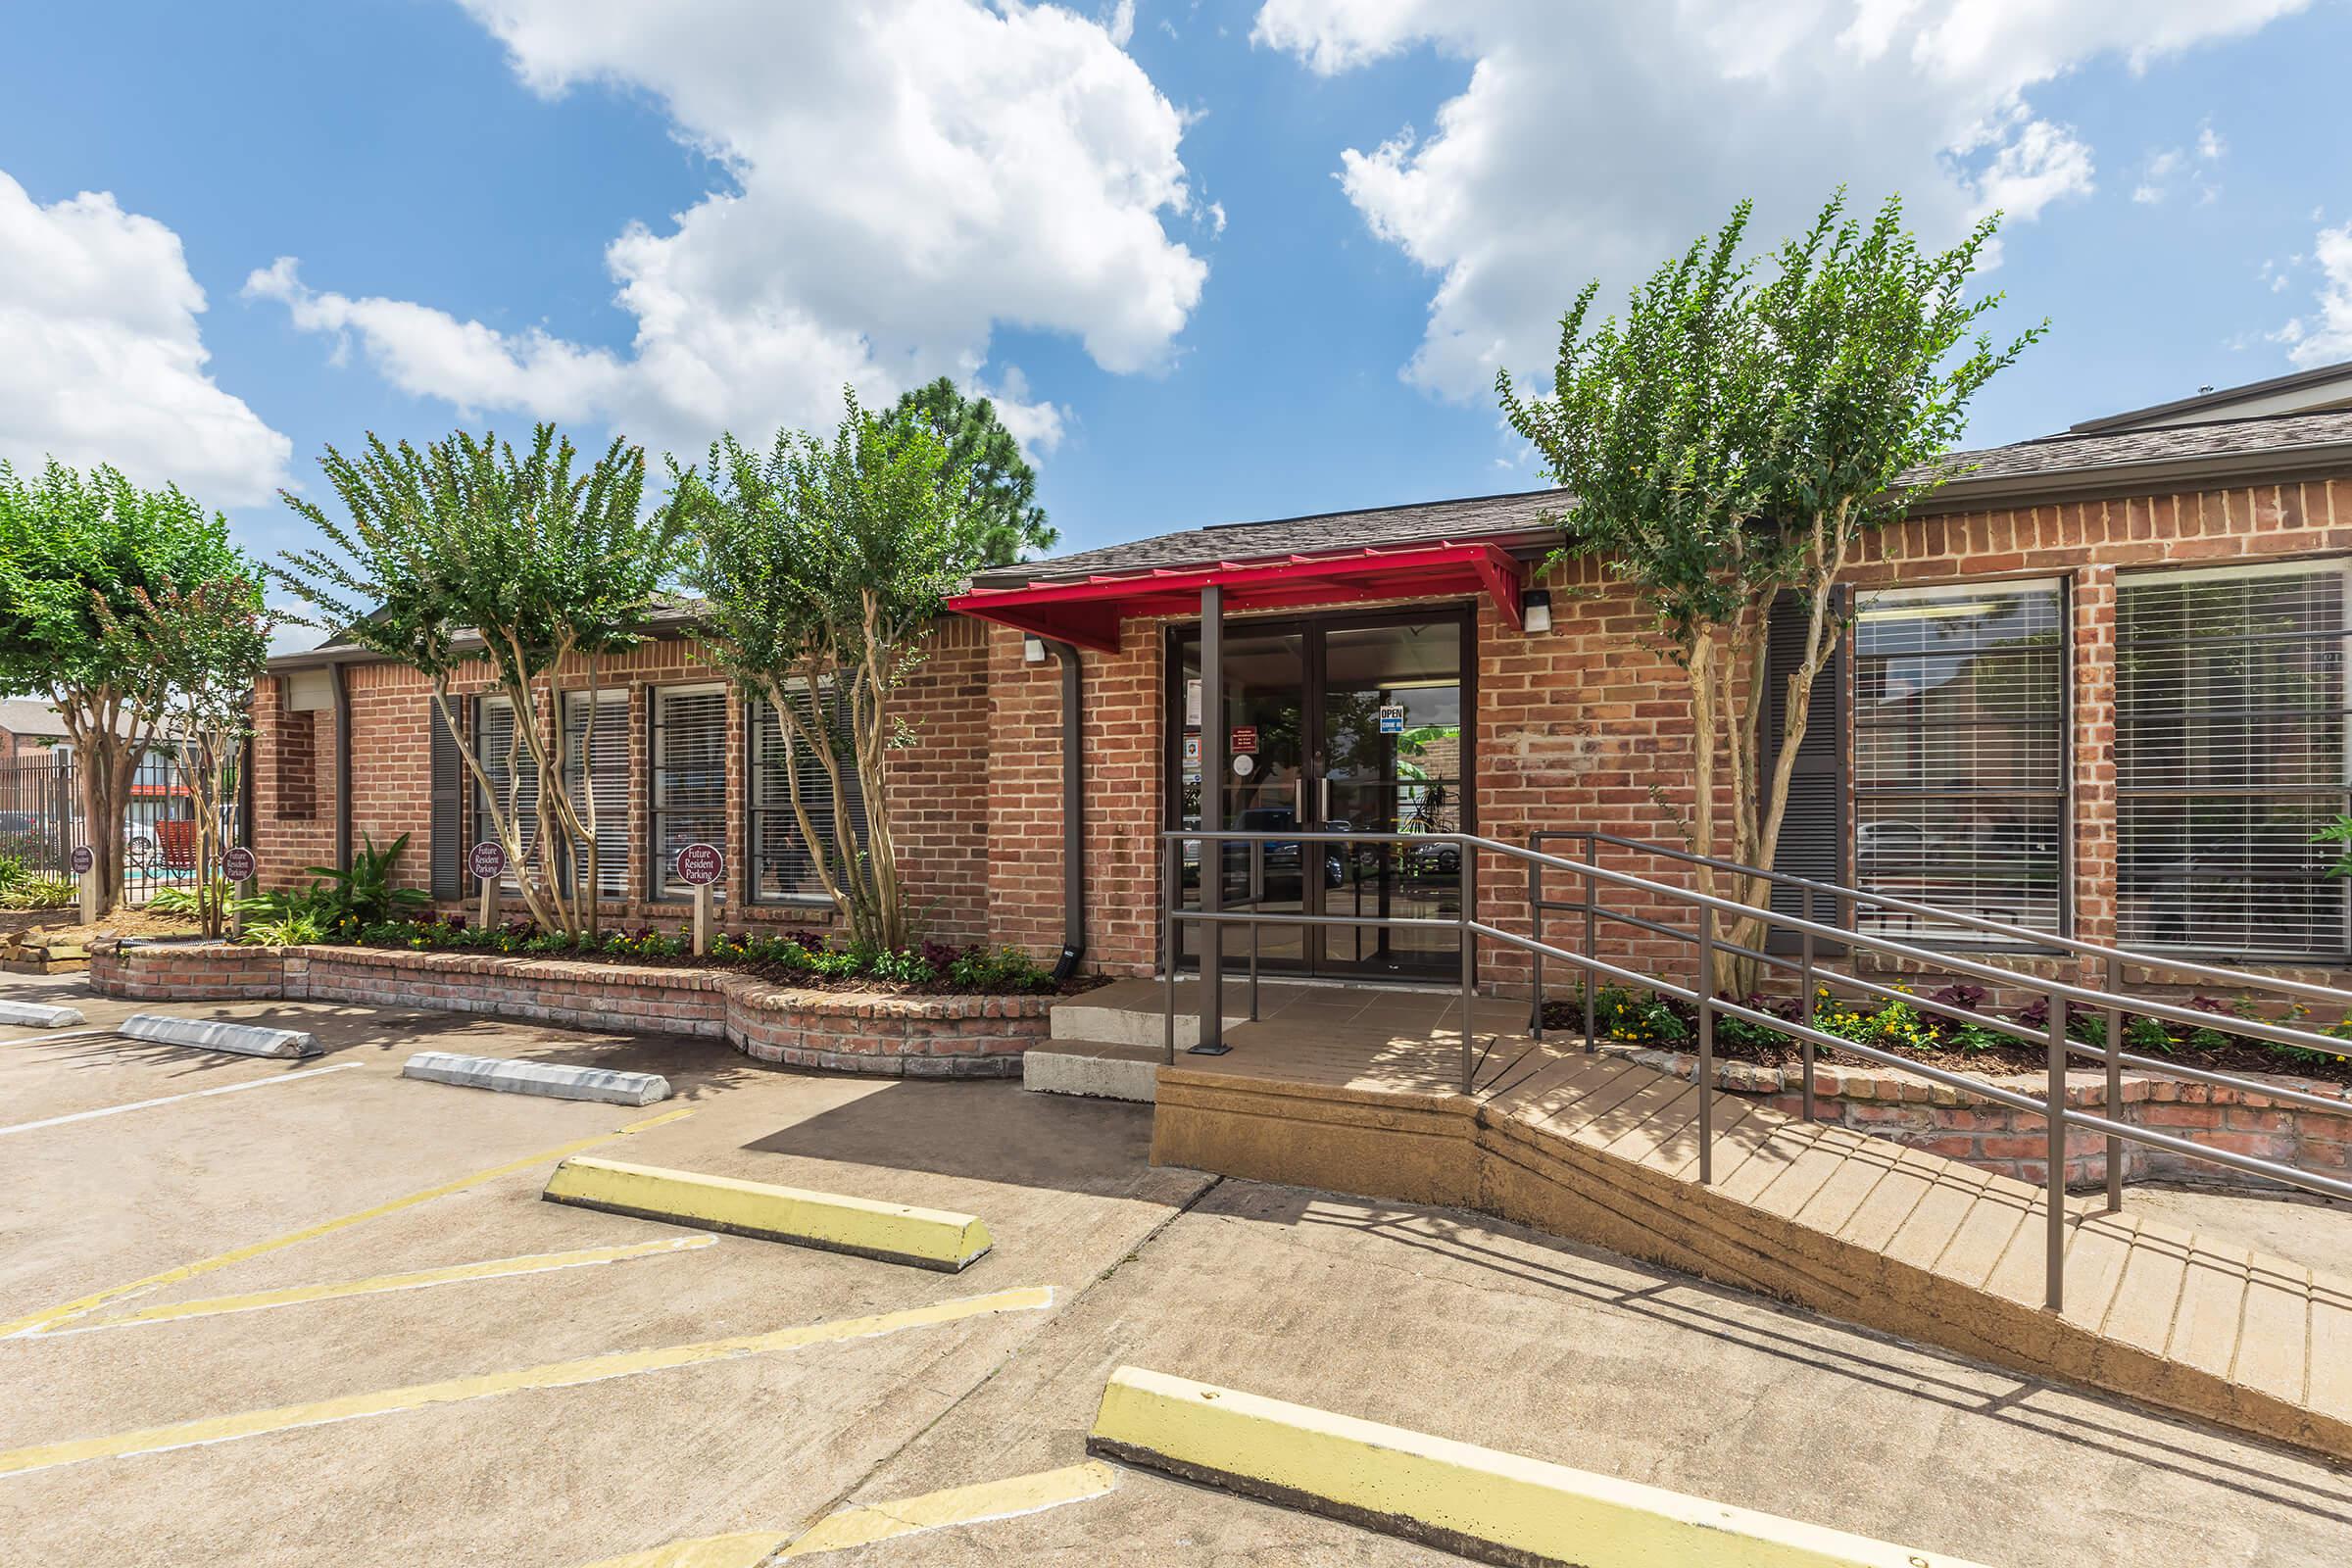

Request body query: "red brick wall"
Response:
[253, 676, 334, 877]
[89, 939, 1050, 1077]
[250, 621, 992, 944]
[250, 470, 2352, 990]
[985, 617, 1167, 972]
[983, 470, 2352, 992]
[1628, 1044, 2352, 1191]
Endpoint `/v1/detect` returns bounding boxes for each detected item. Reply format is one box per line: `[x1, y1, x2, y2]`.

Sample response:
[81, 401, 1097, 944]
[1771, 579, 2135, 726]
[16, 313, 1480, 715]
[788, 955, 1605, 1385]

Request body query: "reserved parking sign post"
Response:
[676, 843, 723, 955]
[470, 841, 509, 929]
[72, 844, 96, 926]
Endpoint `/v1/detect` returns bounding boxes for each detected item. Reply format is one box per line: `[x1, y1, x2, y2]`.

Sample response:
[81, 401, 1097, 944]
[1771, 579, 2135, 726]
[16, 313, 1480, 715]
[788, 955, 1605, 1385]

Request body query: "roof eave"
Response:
[2069, 360, 2352, 435]
[1909, 440, 2352, 515]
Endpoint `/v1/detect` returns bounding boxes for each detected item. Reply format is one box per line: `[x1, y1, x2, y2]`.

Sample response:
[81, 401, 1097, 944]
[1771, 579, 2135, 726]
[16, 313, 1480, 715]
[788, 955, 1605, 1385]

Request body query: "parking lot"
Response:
[7, 970, 2352, 1567]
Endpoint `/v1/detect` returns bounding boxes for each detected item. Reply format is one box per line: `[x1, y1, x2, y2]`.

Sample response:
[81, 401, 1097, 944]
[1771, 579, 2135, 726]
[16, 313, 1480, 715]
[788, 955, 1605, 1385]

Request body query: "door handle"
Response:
[1295, 776, 1307, 827]
[1319, 776, 1331, 822]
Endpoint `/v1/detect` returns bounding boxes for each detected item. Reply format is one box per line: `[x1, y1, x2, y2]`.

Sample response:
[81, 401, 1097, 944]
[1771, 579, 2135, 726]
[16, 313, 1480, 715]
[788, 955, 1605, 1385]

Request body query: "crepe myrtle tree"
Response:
[677, 389, 975, 952]
[95, 568, 276, 937]
[271, 425, 684, 940]
[1498, 190, 2043, 989]
[0, 462, 254, 915]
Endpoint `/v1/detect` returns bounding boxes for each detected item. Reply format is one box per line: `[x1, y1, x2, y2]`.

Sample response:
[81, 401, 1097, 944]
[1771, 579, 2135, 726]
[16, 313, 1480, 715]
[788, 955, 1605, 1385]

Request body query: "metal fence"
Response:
[0, 746, 228, 906]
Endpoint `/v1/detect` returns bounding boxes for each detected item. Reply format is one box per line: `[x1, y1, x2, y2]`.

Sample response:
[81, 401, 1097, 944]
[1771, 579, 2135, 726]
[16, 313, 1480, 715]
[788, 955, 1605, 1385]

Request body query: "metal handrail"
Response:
[1161, 826, 2352, 1316]
[1541, 827, 2352, 1011]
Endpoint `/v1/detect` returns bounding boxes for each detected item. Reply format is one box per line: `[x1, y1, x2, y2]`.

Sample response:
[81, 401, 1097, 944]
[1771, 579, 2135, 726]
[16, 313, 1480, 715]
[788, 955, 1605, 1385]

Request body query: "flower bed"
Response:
[1602, 1041, 2352, 1192]
[90, 938, 1055, 1077]
[250, 913, 1076, 998]
[1546, 980, 2352, 1088]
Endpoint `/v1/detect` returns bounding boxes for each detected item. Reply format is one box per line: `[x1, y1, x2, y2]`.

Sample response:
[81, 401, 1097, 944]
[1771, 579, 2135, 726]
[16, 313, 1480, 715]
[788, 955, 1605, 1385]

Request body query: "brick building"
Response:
[254, 363, 2352, 993]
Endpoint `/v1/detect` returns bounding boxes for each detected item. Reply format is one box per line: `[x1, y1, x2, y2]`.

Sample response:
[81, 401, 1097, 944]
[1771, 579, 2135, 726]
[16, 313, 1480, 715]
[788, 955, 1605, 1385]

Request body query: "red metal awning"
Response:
[946, 538, 1525, 655]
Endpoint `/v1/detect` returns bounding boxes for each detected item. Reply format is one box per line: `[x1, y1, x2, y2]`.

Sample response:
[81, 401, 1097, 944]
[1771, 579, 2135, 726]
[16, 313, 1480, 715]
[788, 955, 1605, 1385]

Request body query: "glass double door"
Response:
[1172, 609, 1468, 980]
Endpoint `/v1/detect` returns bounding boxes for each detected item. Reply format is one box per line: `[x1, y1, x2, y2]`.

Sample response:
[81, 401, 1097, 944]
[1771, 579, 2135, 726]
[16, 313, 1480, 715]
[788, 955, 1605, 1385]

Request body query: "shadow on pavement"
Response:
[1229, 1183, 2352, 1528]
[746, 1078, 1160, 1197]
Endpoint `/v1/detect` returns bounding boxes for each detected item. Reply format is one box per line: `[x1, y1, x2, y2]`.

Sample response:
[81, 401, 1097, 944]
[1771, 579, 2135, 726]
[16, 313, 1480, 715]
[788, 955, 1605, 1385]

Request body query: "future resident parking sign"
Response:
[676, 843, 724, 887]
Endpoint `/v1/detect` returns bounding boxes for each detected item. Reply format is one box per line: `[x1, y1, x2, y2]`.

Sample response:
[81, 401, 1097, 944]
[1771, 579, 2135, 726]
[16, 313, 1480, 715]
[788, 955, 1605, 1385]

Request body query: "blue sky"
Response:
[4, 0, 2349, 595]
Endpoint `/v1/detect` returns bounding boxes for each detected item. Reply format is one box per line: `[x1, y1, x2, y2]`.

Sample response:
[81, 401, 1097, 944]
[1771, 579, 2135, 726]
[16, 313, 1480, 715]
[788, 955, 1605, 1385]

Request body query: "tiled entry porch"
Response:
[1028, 976, 1557, 1103]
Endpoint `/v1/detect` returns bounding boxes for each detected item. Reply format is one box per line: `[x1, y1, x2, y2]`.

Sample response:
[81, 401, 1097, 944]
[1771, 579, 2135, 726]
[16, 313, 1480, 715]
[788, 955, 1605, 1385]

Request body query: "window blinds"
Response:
[1851, 580, 2066, 942]
[563, 690, 630, 900]
[652, 686, 728, 897]
[748, 688, 869, 905]
[2117, 560, 2351, 957]
[475, 695, 539, 891]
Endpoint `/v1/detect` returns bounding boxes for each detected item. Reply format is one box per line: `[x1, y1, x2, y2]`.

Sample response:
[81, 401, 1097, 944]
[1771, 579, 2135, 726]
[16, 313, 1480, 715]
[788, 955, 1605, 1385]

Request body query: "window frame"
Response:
[1847, 574, 2073, 947]
[2114, 556, 2352, 961]
[647, 682, 729, 901]
[472, 692, 538, 894]
[743, 681, 870, 908]
[560, 687, 631, 903]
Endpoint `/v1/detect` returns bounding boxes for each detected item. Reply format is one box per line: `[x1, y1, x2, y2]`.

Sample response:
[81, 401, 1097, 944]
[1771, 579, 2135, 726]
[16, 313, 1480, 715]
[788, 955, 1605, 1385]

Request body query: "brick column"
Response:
[2070, 564, 2118, 974]
[725, 686, 749, 912]
[627, 680, 649, 906]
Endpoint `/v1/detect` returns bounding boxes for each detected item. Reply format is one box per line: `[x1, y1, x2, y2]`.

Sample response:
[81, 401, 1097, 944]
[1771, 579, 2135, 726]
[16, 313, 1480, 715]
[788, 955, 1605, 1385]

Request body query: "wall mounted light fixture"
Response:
[1522, 589, 1553, 634]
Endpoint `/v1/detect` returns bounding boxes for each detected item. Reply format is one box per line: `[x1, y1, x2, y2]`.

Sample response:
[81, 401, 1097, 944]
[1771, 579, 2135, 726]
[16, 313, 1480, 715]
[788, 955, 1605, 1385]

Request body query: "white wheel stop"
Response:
[0, 1000, 86, 1029]
[118, 1013, 319, 1059]
[403, 1052, 672, 1107]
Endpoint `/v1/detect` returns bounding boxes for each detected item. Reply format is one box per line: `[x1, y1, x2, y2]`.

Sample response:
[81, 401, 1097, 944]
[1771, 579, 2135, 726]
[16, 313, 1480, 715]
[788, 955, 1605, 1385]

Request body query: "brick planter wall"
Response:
[89, 940, 1053, 1078]
[90, 939, 286, 1001]
[1615, 1045, 2352, 1192]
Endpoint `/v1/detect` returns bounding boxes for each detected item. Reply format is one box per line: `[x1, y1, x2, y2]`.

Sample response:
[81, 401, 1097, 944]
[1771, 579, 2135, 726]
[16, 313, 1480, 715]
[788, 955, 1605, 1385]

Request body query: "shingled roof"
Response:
[968, 488, 1571, 587]
[991, 406, 2352, 585]
[1910, 406, 2352, 496]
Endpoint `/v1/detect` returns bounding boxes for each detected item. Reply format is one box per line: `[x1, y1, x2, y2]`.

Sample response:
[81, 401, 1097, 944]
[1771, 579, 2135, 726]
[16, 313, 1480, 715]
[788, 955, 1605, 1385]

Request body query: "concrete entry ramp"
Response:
[1152, 1044, 2352, 1463]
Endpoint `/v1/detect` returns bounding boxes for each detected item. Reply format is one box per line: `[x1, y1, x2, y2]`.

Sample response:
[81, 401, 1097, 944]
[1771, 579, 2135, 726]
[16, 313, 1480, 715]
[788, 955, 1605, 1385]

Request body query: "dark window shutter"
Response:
[1764, 589, 1846, 945]
[429, 697, 465, 901]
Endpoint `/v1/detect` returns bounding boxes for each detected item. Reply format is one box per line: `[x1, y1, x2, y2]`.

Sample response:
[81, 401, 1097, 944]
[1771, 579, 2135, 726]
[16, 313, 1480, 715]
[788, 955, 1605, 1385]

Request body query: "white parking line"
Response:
[0, 1062, 361, 1138]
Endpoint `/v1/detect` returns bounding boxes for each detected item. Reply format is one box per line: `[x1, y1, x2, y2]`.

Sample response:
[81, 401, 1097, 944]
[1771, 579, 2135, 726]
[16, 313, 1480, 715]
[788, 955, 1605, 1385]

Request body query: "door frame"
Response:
[1160, 599, 1478, 979]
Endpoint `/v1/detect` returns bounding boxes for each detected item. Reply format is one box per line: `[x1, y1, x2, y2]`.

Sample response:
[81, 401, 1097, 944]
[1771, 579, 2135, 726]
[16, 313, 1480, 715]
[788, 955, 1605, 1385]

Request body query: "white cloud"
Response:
[247, 1, 1205, 461]
[1252, 0, 2306, 400]
[0, 170, 290, 506]
[2278, 220, 2352, 367]
[2132, 118, 2228, 206]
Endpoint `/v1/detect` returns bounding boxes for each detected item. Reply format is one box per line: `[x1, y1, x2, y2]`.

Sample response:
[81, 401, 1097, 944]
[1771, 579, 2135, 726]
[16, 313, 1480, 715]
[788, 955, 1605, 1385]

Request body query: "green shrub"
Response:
[1949, 1023, 2009, 1054]
[241, 909, 326, 946]
[946, 945, 1054, 993]
[0, 874, 75, 910]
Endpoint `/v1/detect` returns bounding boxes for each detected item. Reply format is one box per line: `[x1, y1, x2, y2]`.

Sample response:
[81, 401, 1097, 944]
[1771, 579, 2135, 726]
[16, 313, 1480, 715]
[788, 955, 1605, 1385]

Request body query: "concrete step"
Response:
[1050, 1000, 1240, 1049]
[1023, 1038, 1160, 1103]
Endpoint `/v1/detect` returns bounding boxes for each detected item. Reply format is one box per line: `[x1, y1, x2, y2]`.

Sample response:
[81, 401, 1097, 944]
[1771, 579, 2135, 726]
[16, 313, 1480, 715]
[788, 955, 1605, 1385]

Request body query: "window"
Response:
[2117, 560, 2351, 957]
[475, 695, 539, 890]
[562, 690, 629, 901]
[1852, 580, 2066, 942]
[747, 688, 868, 905]
[651, 686, 727, 898]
